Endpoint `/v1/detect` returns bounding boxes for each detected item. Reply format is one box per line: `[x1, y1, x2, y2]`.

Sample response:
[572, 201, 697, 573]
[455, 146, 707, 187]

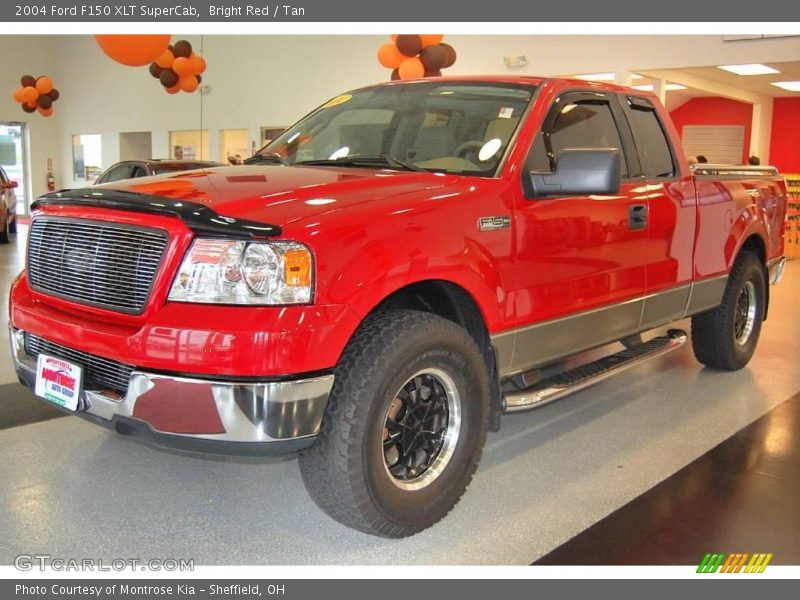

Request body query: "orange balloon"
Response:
[197, 56, 207, 74]
[420, 34, 444, 47]
[95, 34, 171, 67]
[165, 83, 181, 94]
[377, 42, 404, 69]
[173, 57, 192, 76]
[37, 106, 53, 117]
[398, 57, 425, 80]
[188, 53, 204, 74]
[155, 49, 175, 69]
[35, 76, 53, 94]
[12, 87, 26, 103]
[21, 86, 39, 103]
[26, 100, 37, 109]
[178, 74, 198, 93]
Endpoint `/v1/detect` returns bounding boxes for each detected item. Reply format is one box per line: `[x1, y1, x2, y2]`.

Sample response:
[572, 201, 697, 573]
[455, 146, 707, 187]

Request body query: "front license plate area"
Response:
[34, 353, 84, 412]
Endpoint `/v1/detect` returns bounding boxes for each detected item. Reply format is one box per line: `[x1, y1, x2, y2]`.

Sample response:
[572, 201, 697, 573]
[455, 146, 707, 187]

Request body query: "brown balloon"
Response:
[172, 40, 192, 58]
[20, 75, 36, 87]
[395, 35, 422, 57]
[37, 95, 53, 109]
[149, 62, 163, 78]
[159, 69, 178, 88]
[420, 45, 447, 70]
[49, 88, 60, 101]
[390, 68, 400, 81]
[424, 68, 442, 78]
[21, 103, 36, 114]
[440, 43, 457, 68]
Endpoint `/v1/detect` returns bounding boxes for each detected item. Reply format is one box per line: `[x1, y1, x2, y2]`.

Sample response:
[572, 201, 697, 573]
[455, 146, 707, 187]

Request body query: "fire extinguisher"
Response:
[46, 158, 55, 192]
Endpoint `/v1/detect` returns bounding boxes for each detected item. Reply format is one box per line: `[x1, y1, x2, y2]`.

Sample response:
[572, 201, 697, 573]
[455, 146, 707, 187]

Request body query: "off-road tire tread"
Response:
[691, 251, 764, 370]
[299, 309, 489, 538]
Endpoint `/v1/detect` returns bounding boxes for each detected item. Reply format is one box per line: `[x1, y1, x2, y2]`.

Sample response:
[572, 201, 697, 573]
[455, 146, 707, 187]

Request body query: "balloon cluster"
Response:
[148, 40, 206, 94]
[11, 75, 59, 117]
[377, 35, 457, 81]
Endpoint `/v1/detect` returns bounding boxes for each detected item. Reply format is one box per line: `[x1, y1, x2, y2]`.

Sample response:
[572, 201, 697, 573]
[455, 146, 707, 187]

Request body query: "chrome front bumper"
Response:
[9, 327, 332, 455]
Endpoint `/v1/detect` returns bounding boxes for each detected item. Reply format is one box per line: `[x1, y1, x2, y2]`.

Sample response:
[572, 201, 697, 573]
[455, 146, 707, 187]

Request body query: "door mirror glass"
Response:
[524, 148, 621, 198]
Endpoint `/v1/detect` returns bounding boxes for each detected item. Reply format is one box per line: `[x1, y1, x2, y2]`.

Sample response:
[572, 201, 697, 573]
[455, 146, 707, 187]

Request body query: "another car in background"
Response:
[0, 165, 18, 243]
[94, 159, 223, 185]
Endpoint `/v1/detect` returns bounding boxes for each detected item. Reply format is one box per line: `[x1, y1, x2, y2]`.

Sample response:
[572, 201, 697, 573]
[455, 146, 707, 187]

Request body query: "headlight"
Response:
[168, 239, 313, 305]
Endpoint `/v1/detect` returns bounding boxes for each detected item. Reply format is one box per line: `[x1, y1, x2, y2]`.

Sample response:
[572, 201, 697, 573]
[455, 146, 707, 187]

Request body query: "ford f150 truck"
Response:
[9, 76, 787, 538]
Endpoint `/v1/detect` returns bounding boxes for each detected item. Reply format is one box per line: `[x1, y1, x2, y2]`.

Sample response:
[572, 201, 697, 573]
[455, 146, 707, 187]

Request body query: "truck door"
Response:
[503, 91, 649, 375]
[621, 95, 697, 330]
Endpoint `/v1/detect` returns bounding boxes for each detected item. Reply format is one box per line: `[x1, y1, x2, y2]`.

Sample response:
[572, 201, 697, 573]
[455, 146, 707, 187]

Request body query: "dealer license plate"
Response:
[34, 353, 84, 412]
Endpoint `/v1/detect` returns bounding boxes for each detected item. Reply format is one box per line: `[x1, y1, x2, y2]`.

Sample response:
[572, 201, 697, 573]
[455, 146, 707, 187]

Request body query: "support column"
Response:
[750, 99, 773, 165]
[651, 78, 667, 106]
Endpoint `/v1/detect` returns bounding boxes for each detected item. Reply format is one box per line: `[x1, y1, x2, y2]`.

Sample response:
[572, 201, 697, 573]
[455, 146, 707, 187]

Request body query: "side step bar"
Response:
[502, 329, 687, 413]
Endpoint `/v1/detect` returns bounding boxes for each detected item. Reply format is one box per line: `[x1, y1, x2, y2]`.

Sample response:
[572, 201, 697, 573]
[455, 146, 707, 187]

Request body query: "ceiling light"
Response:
[573, 72, 644, 82]
[718, 64, 780, 76]
[574, 72, 616, 81]
[632, 84, 688, 92]
[771, 81, 800, 92]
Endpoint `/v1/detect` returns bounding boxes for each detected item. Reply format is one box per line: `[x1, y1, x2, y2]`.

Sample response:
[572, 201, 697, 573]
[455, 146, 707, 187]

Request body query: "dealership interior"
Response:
[0, 34, 799, 565]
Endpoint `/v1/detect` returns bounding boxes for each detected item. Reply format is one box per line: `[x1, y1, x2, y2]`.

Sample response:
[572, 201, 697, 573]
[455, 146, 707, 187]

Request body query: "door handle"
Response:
[629, 204, 647, 230]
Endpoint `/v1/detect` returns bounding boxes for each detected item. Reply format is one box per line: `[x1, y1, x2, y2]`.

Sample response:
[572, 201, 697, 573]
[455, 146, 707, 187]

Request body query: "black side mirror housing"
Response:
[524, 148, 621, 198]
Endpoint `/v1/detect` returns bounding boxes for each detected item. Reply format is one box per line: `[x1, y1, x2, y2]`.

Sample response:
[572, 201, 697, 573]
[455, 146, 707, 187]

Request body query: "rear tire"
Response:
[299, 310, 490, 538]
[0, 217, 9, 244]
[691, 251, 766, 370]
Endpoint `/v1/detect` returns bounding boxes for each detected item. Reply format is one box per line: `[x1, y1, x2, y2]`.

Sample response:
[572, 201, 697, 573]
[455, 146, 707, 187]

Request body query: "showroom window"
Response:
[528, 99, 628, 177]
[169, 130, 210, 160]
[220, 129, 249, 164]
[72, 133, 102, 181]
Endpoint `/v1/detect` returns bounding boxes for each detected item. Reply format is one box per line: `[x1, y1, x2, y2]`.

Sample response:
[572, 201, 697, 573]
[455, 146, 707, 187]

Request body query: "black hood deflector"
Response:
[33, 188, 282, 239]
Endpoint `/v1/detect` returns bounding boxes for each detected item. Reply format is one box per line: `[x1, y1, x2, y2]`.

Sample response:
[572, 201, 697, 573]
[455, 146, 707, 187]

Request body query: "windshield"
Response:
[256, 82, 535, 176]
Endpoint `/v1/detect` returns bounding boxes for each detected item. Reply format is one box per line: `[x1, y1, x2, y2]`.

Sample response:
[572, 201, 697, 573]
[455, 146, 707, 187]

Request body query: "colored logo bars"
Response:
[697, 552, 773, 573]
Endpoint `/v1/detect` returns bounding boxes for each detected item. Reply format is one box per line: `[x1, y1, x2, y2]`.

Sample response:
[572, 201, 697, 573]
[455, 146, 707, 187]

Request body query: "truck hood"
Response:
[92, 164, 461, 228]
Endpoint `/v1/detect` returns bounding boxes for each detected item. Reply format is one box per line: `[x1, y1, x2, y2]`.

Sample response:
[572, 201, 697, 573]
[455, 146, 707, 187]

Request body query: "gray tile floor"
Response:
[1, 226, 798, 565]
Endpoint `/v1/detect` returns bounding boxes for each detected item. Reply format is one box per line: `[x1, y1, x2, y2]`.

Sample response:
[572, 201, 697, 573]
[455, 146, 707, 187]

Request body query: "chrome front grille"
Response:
[25, 333, 134, 394]
[27, 218, 168, 314]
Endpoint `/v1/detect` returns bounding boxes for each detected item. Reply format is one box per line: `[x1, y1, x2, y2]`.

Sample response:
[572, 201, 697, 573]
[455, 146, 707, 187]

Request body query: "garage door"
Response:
[681, 125, 745, 165]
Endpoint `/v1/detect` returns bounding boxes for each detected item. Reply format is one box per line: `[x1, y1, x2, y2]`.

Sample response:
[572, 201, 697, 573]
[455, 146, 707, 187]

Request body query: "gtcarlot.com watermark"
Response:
[15, 554, 194, 572]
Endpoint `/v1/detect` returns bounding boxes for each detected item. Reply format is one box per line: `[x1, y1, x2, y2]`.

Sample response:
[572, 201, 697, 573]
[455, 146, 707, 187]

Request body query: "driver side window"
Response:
[527, 98, 628, 177]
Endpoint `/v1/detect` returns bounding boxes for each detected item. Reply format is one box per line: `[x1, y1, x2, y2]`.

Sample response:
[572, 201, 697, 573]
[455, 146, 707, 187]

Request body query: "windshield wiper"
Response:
[243, 153, 288, 165]
[295, 154, 425, 172]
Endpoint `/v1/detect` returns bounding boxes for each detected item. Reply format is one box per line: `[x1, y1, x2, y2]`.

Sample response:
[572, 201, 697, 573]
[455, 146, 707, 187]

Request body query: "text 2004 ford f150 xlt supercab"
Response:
[9, 77, 787, 537]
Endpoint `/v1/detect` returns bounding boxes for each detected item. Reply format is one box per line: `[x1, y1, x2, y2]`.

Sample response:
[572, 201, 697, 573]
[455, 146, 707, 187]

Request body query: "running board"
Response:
[502, 329, 687, 413]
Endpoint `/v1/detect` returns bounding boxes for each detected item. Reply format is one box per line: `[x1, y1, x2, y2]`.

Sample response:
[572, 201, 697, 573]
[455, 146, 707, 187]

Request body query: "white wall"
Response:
[0, 37, 61, 202]
[3, 34, 800, 191]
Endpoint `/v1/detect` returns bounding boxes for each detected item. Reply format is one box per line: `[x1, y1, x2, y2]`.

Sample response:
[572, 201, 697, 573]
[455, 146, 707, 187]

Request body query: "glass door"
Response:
[0, 122, 30, 217]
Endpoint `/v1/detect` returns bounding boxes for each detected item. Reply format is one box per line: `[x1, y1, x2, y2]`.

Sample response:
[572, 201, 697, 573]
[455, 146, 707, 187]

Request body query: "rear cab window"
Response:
[624, 96, 676, 178]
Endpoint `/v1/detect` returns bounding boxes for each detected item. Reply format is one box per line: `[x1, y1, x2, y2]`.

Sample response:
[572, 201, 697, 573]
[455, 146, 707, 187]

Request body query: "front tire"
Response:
[691, 251, 766, 370]
[299, 310, 490, 538]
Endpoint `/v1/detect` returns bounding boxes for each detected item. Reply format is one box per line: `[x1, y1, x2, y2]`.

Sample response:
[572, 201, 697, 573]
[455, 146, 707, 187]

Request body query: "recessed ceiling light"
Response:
[573, 72, 643, 82]
[771, 81, 800, 92]
[633, 83, 688, 92]
[718, 64, 780, 76]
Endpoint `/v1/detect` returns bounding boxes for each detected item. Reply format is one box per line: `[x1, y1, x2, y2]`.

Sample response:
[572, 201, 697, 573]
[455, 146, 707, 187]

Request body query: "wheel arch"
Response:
[353, 279, 504, 431]
[736, 232, 770, 319]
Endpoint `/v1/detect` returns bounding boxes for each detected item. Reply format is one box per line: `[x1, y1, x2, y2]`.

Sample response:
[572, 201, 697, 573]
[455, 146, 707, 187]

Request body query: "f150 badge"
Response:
[478, 216, 511, 231]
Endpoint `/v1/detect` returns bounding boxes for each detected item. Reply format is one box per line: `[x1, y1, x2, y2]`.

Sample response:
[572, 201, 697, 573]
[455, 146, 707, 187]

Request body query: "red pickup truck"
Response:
[9, 76, 787, 538]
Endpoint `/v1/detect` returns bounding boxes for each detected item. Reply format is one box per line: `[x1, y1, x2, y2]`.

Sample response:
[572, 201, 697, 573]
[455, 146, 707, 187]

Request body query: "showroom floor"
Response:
[1, 225, 798, 565]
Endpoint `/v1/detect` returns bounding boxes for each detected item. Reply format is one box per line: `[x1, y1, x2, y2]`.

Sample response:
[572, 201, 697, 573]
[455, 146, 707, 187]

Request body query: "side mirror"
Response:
[5, 180, 18, 189]
[524, 148, 621, 198]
